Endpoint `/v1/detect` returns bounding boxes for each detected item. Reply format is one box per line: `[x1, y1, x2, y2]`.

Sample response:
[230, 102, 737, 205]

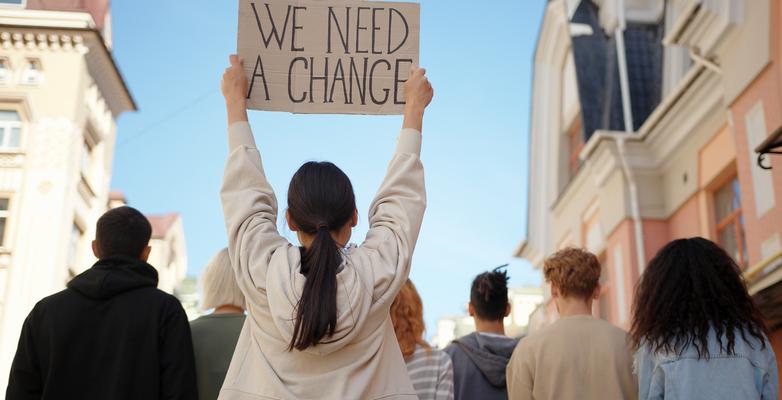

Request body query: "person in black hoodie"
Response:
[6, 206, 197, 400]
[444, 267, 518, 400]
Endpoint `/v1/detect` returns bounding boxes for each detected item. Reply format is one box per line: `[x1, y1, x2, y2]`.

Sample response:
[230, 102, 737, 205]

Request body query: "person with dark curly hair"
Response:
[506, 248, 636, 400]
[444, 267, 518, 400]
[390, 280, 454, 400]
[632, 237, 778, 399]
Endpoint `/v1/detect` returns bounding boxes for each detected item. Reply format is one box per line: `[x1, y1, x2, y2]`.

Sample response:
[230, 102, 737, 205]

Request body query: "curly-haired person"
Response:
[632, 238, 778, 400]
[506, 248, 636, 400]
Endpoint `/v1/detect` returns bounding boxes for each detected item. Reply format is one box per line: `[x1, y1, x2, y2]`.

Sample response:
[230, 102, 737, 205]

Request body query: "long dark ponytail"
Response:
[287, 161, 356, 351]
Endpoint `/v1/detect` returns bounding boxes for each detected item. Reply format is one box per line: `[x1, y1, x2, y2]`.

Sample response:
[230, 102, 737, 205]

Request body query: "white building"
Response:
[0, 0, 134, 384]
[146, 213, 188, 294]
[432, 287, 543, 348]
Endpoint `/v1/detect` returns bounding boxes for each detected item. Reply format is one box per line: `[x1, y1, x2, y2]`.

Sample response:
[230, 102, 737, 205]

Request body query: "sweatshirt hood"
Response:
[67, 256, 159, 300]
[265, 245, 373, 356]
[453, 332, 519, 388]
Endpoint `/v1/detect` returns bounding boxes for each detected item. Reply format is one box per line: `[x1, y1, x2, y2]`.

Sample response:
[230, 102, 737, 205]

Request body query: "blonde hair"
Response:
[201, 248, 245, 310]
[543, 247, 601, 299]
[390, 280, 430, 359]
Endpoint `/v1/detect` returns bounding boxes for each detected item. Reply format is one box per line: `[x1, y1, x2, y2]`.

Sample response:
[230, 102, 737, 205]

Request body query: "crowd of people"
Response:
[4, 57, 780, 400]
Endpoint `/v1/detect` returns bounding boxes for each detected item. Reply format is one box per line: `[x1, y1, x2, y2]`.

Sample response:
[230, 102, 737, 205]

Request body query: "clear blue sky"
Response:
[111, 0, 545, 337]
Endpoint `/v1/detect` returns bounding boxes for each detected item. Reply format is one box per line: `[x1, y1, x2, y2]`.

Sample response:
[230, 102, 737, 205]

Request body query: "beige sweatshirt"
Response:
[219, 122, 426, 400]
[506, 315, 638, 400]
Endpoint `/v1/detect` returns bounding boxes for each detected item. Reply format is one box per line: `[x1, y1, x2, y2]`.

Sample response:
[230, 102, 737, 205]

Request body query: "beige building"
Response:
[0, 0, 134, 385]
[147, 213, 188, 294]
[432, 287, 543, 348]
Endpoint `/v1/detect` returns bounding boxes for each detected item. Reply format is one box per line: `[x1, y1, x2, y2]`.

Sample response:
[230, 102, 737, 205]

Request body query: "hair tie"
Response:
[317, 222, 330, 231]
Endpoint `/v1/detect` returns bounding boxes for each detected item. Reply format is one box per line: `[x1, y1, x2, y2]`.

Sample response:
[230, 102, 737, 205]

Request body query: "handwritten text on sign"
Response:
[237, 0, 420, 114]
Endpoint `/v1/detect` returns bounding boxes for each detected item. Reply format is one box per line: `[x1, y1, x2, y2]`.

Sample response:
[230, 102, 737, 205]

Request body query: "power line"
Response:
[117, 88, 219, 148]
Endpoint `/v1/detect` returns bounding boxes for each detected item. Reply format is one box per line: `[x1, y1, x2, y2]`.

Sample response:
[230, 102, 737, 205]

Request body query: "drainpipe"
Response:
[615, 136, 646, 274]
[614, 0, 646, 273]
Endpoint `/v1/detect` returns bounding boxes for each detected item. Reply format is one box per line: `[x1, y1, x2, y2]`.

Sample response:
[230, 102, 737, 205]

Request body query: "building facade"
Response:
[0, 0, 134, 384]
[147, 213, 188, 294]
[518, 0, 782, 388]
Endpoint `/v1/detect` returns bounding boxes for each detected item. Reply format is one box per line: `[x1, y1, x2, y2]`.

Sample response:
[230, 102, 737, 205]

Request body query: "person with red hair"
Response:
[391, 280, 454, 400]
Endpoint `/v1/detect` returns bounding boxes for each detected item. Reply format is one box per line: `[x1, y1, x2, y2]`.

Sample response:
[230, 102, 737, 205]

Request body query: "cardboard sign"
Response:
[237, 0, 420, 114]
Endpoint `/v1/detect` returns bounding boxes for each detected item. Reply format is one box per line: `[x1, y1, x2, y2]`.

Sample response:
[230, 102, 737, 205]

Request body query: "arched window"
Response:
[0, 110, 22, 150]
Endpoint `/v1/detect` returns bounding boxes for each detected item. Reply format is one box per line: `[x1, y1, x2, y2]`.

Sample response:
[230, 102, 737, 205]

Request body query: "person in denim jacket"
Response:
[631, 237, 778, 400]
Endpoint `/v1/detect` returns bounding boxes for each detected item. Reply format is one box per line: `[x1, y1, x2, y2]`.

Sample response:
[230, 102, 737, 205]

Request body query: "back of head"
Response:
[286, 161, 356, 351]
[631, 237, 768, 358]
[543, 248, 600, 300]
[390, 280, 429, 358]
[96, 206, 152, 259]
[470, 266, 510, 321]
[201, 248, 245, 310]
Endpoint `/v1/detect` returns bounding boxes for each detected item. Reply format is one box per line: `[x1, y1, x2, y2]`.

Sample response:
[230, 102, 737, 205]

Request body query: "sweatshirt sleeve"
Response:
[436, 352, 455, 400]
[159, 298, 198, 400]
[220, 121, 290, 296]
[359, 128, 426, 305]
[6, 311, 42, 400]
[506, 341, 534, 400]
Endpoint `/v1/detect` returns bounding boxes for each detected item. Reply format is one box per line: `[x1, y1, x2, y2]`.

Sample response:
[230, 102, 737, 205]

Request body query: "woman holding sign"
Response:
[219, 55, 433, 399]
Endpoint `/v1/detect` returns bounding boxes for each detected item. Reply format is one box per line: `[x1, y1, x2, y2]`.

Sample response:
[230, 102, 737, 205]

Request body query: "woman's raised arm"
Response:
[360, 66, 433, 305]
[222, 55, 249, 126]
[220, 55, 288, 297]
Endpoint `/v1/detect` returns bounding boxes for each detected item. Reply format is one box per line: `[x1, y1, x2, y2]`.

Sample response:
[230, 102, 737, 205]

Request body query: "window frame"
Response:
[0, 0, 26, 9]
[0, 197, 10, 248]
[0, 58, 10, 85]
[712, 177, 749, 267]
[81, 139, 94, 179]
[67, 222, 84, 270]
[595, 252, 611, 321]
[568, 116, 585, 178]
[19, 58, 42, 86]
[0, 110, 23, 152]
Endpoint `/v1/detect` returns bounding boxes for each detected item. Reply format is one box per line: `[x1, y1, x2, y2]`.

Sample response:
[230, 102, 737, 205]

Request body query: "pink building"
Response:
[518, 0, 782, 388]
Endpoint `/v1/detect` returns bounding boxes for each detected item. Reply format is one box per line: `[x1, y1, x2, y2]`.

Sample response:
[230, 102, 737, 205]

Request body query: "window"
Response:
[81, 140, 93, 178]
[0, 59, 9, 84]
[68, 224, 83, 268]
[596, 253, 610, 320]
[0, 198, 8, 247]
[568, 116, 585, 179]
[20, 59, 42, 85]
[0, 0, 25, 6]
[714, 178, 749, 267]
[0, 110, 22, 151]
